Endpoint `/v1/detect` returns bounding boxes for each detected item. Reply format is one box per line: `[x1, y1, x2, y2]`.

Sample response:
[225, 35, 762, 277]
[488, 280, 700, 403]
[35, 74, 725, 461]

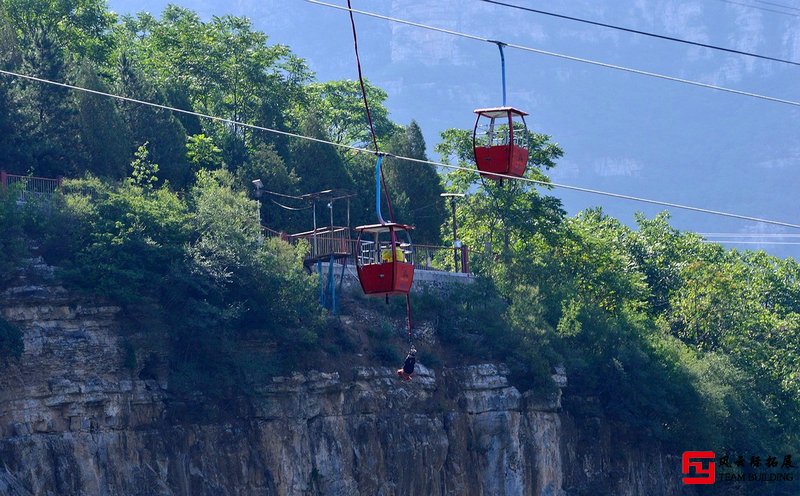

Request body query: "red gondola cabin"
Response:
[473, 106, 529, 180]
[355, 222, 414, 296]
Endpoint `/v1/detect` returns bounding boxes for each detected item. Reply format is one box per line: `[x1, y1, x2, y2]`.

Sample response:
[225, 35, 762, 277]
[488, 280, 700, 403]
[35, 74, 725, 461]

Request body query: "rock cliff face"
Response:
[0, 264, 688, 495]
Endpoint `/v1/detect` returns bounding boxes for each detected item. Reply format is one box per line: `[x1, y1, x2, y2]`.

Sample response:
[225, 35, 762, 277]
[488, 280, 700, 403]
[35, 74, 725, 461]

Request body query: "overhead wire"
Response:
[703, 240, 800, 245]
[753, 0, 800, 13]
[303, 0, 800, 108]
[2, 67, 800, 229]
[711, 0, 800, 17]
[270, 199, 313, 211]
[479, 0, 800, 67]
[700, 231, 800, 245]
[263, 189, 306, 200]
[700, 232, 800, 237]
[262, 189, 314, 210]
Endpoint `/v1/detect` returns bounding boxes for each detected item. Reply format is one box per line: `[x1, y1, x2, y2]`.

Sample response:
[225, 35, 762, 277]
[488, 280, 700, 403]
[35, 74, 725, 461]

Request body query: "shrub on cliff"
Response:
[433, 278, 560, 397]
[166, 170, 323, 398]
[0, 186, 29, 283]
[0, 317, 23, 360]
[36, 166, 323, 399]
[63, 179, 189, 303]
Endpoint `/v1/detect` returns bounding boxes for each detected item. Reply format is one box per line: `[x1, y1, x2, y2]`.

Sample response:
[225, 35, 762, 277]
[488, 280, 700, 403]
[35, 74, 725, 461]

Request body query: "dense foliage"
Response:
[437, 129, 800, 463]
[0, 1, 798, 481]
[0, 1, 448, 240]
[31, 167, 322, 398]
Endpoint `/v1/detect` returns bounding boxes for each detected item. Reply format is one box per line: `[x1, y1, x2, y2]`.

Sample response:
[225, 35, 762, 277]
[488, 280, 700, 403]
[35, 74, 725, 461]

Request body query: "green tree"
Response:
[622, 212, 705, 315]
[0, 77, 24, 169]
[0, 185, 28, 282]
[0, 10, 25, 169]
[383, 121, 447, 244]
[117, 7, 307, 150]
[14, 26, 87, 176]
[279, 113, 361, 233]
[117, 52, 188, 188]
[164, 82, 202, 136]
[76, 62, 131, 178]
[61, 155, 189, 303]
[233, 142, 299, 230]
[668, 250, 751, 351]
[187, 169, 322, 334]
[287, 113, 354, 195]
[549, 211, 713, 444]
[186, 133, 223, 175]
[43, 167, 323, 400]
[4, 0, 115, 62]
[303, 79, 397, 149]
[435, 127, 564, 280]
[167, 169, 323, 396]
[129, 143, 158, 190]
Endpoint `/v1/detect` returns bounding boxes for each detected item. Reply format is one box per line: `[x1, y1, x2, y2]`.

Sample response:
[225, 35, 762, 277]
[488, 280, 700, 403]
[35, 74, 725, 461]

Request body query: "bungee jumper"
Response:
[397, 346, 416, 381]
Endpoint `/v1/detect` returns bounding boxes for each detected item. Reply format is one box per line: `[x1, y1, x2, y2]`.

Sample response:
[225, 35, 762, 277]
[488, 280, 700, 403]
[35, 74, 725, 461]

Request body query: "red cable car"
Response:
[355, 222, 414, 295]
[473, 106, 529, 180]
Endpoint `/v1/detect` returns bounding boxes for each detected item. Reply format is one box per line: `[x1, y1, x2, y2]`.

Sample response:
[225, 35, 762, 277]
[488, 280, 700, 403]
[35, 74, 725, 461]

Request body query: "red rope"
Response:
[346, 0, 378, 153]
[346, 1, 409, 350]
[345, 0, 395, 223]
[406, 294, 413, 345]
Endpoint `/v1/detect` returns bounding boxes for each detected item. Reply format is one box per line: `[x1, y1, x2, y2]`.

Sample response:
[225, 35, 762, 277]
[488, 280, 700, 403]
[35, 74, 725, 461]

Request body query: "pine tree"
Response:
[0, 10, 25, 172]
[384, 121, 447, 244]
[235, 142, 299, 232]
[219, 130, 249, 173]
[164, 82, 202, 136]
[16, 26, 87, 177]
[288, 113, 354, 195]
[0, 80, 22, 172]
[76, 62, 131, 179]
[117, 52, 188, 187]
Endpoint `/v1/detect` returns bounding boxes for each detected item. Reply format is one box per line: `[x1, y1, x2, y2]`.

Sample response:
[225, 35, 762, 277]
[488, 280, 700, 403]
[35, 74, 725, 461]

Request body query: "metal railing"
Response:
[264, 225, 472, 274]
[1, 170, 62, 203]
[409, 243, 469, 273]
[287, 227, 352, 261]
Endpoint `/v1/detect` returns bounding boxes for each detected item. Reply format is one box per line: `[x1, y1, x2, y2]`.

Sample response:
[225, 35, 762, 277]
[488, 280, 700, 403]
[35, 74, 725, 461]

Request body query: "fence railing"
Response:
[1, 170, 62, 203]
[288, 227, 352, 261]
[410, 243, 469, 273]
[262, 226, 471, 274]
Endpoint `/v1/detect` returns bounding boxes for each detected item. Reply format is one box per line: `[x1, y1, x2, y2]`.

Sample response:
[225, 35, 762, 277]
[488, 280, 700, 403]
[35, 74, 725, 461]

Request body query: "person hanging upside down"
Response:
[397, 347, 416, 381]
